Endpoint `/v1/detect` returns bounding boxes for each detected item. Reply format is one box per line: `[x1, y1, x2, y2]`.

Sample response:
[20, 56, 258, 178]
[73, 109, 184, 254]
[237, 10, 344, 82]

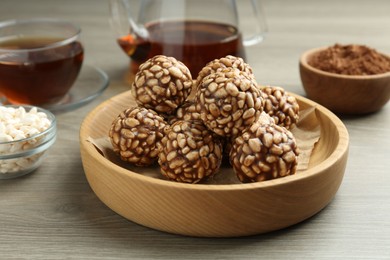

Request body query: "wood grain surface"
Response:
[0, 0, 390, 259]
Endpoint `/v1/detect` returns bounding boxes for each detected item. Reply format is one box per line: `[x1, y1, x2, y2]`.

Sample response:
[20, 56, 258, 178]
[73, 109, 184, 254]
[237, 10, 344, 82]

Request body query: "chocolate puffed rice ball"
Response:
[196, 55, 256, 87]
[109, 107, 169, 166]
[229, 113, 299, 183]
[168, 100, 201, 125]
[261, 86, 300, 129]
[131, 55, 193, 115]
[197, 67, 263, 137]
[158, 120, 223, 184]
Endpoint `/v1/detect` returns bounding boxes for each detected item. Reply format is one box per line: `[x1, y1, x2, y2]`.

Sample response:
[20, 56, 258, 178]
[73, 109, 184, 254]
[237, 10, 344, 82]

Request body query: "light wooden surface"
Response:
[1, 0, 389, 259]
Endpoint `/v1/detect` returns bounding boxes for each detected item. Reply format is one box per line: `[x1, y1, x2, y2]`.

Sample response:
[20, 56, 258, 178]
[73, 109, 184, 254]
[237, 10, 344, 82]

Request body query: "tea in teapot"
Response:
[110, 0, 267, 76]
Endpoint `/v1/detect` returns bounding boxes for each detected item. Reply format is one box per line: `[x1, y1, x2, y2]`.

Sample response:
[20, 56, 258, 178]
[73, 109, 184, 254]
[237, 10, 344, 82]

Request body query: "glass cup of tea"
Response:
[109, 0, 267, 78]
[0, 19, 84, 106]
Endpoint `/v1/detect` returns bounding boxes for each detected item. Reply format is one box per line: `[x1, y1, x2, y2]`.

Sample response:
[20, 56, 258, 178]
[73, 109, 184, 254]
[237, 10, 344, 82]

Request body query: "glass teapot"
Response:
[109, 0, 267, 76]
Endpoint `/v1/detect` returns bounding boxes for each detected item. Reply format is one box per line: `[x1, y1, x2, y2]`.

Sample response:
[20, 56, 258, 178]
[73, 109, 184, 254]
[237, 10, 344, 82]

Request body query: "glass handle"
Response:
[109, 0, 131, 37]
[108, 0, 149, 39]
[238, 0, 268, 47]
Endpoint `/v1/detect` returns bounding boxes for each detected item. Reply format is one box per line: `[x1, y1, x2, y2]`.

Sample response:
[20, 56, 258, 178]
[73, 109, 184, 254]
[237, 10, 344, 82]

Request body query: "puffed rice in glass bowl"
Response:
[0, 105, 56, 179]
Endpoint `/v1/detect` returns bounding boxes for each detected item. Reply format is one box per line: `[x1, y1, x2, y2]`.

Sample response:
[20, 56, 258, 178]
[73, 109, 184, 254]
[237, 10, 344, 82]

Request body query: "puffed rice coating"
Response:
[229, 113, 299, 183]
[131, 55, 193, 116]
[109, 107, 169, 166]
[196, 67, 263, 137]
[158, 120, 223, 183]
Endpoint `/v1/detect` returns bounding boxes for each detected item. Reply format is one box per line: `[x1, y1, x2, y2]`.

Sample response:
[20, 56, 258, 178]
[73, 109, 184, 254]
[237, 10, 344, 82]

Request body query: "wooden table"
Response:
[1, 0, 389, 259]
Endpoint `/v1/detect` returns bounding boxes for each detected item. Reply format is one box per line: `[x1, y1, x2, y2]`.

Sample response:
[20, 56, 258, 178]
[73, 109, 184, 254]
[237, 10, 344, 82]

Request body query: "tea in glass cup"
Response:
[0, 19, 84, 105]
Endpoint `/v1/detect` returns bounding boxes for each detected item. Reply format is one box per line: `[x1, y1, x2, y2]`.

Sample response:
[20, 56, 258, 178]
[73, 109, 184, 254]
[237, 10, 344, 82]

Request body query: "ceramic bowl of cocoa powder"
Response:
[299, 44, 390, 114]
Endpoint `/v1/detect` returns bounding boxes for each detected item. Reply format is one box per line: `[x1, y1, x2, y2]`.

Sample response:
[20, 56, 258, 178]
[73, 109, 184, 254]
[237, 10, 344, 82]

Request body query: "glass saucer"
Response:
[43, 65, 110, 112]
[0, 64, 109, 113]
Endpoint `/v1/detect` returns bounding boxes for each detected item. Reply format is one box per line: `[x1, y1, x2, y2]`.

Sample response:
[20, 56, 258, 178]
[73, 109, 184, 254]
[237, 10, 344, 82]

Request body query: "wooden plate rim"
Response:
[80, 91, 349, 191]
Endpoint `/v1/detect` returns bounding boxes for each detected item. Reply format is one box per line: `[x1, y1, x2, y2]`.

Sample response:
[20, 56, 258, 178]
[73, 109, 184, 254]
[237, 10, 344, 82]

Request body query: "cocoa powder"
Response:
[309, 44, 390, 75]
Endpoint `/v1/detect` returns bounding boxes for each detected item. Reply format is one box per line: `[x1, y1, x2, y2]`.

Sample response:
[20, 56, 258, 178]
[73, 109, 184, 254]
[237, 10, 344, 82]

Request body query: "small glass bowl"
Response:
[0, 105, 56, 179]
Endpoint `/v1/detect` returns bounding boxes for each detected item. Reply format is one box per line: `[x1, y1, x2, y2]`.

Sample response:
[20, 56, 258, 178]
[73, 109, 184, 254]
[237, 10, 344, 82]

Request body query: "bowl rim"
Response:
[300, 46, 390, 79]
[80, 91, 349, 191]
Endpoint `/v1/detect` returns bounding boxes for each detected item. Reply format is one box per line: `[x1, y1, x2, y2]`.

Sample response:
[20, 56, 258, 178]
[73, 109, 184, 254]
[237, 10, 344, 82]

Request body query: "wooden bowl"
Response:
[79, 91, 349, 237]
[299, 47, 390, 114]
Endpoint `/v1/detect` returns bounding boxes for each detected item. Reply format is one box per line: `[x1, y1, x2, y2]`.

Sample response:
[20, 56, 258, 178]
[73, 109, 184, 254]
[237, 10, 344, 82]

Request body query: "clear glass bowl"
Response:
[0, 105, 56, 179]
